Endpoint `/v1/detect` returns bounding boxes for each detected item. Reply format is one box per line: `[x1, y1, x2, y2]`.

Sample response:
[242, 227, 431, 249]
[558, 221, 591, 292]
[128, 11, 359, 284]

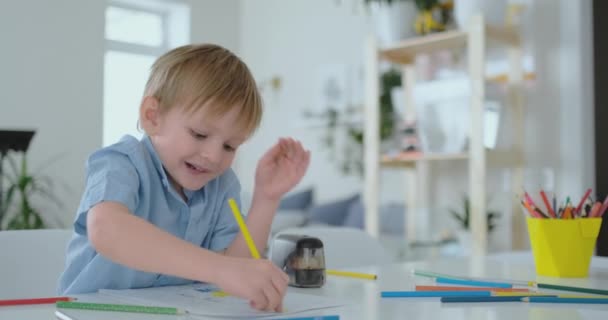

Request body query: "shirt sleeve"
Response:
[73, 149, 140, 235]
[208, 170, 242, 252]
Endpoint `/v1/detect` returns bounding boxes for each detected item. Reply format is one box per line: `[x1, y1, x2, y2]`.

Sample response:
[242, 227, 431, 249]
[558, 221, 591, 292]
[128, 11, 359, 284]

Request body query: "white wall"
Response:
[0, 0, 105, 228]
[188, 0, 240, 51]
[0, 0, 241, 227]
[237, 0, 407, 203]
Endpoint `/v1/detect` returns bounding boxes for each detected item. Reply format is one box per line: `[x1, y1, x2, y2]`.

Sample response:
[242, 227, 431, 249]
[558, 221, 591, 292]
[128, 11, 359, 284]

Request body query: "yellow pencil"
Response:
[326, 269, 377, 280]
[228, 198, 260, 259]
[493, 292, 553, 297]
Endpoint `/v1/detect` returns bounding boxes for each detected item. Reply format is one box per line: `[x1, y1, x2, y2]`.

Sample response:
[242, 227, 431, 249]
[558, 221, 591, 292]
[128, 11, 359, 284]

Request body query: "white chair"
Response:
[273, 226, 393, 269]
[0, 229, 72, 299]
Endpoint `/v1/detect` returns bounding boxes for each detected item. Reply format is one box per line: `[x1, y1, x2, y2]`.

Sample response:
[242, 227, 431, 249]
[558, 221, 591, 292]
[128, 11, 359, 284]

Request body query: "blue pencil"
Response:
[441, 296, 525, 303]
[272, 316, 340, 320]
[525, 297, 608, 304]
[381, 291, 491, 298]
[435, 277, 512, 288]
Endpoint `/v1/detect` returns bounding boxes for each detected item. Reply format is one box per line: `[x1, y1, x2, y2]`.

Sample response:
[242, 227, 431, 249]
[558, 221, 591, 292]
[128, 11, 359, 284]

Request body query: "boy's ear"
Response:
[140, 96, 161, 135]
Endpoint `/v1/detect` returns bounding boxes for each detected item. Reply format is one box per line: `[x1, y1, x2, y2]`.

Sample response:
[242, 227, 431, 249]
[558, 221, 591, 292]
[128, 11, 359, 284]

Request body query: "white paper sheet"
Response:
[98, 284, 346, 318]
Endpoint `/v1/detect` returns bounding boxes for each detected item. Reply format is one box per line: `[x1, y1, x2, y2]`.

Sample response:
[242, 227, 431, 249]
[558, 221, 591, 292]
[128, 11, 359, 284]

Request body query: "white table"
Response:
[2, 256, 608, 319]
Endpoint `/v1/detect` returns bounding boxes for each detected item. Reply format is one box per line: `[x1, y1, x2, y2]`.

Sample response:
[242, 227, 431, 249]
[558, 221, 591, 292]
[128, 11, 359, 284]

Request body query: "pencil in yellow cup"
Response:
[326, 269, 377, 280]
[228, 198, 260, 259]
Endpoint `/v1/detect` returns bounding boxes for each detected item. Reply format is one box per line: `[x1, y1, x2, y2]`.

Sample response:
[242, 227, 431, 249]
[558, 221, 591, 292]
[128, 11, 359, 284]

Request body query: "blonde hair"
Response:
[144, 44, 262, 136]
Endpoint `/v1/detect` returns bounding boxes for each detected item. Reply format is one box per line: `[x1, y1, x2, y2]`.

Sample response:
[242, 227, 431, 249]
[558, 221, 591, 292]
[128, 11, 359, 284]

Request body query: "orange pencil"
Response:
[524, 192, 539, 209]
[540, 190, 556, 218]
[522, 200, 541, 218]
[562, 206, 573, 219]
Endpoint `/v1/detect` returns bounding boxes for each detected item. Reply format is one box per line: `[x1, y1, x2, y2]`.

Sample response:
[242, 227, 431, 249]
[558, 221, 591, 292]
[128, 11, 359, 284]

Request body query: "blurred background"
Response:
[0, 0, 602, 261]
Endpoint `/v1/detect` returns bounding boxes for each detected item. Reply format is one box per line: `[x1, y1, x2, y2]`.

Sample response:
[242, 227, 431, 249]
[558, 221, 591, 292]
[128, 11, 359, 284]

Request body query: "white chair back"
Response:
[273, 226, 393, 269]
[0, 229, 72, 299]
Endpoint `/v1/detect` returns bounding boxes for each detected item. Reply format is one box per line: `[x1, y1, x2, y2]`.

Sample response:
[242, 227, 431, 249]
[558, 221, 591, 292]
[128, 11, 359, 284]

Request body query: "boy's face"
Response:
[148, 102, 247, 193]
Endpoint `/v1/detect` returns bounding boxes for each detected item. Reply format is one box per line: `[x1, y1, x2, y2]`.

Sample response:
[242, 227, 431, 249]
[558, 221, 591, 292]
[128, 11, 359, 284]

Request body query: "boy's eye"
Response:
[223, 144, 236, 152]
[190, 130, 207, 140]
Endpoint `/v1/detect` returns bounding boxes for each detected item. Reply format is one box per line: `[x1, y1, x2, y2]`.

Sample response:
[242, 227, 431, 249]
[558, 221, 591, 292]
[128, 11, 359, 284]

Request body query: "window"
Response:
[103, 0, 189, 146]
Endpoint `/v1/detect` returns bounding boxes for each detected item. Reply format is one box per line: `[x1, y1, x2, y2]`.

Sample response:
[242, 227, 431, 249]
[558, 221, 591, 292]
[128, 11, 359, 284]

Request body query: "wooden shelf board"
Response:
[380, 149, 523, 168]
[379, 30, 466, 64]
[486, 25, 520, 46]
[379, 26, 520, 64]
[381, 152, 469, 167]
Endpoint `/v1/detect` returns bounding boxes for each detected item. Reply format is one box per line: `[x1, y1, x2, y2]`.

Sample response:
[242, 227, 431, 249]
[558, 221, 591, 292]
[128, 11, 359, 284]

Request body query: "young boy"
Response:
[58, 44, 310, 312]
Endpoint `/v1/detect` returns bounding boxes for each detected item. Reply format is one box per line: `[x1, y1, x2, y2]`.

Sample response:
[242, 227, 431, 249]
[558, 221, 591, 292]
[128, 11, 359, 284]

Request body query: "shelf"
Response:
[381, 152, 468, 168]
[364, 14, 525, 255]
[379, 26, 520, 64]
[380, 149, 523, 168]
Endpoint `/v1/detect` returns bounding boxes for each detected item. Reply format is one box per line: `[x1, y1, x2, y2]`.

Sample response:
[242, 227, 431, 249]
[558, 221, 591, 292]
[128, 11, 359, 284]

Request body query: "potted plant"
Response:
[307, 68, 401, 177]
[0, 152, 63, 230]
[448, 195, 501, 253]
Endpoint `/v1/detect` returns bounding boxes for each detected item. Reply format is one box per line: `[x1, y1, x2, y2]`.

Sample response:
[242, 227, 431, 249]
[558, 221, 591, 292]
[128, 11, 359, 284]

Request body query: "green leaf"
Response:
[0, 152, 64, 230]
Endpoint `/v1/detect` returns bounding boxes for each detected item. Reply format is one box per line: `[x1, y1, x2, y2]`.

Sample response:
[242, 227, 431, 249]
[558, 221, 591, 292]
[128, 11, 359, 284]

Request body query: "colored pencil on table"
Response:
[0, 297, 73, 307]
[441, 296, 550, 303]
[415, 285, 529, 292]
[535, 283, 608, 296]
[412, 269, 533, 287]
[435, 277, 513, 288]
[493, 292, 553, 297]
[273, 316, 340, 320]
[412, 269, 446, 278]
[540, 190, 556, 218]
[381, 291, 491, 298]
[56, 301, 185, 314]
[523, 297, 608, 304]
[326, 269, 377, 280]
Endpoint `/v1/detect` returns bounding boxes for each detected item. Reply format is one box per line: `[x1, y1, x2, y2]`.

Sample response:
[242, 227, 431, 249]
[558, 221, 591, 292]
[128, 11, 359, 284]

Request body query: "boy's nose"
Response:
[200, 145, 222, 166]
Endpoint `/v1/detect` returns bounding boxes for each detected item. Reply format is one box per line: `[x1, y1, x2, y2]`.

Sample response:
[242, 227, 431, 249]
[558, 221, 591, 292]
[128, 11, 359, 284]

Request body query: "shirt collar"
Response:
[142, 135, 196, 202]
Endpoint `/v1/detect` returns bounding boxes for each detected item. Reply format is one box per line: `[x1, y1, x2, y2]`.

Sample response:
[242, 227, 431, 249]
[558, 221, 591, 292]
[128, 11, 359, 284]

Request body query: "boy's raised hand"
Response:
[255, 138, 311, 201]
[215, 256, 289, 312]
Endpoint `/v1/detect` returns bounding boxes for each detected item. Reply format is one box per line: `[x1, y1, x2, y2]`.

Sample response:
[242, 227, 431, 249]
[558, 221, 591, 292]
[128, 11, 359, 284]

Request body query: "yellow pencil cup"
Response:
[527, 217, 602, 277]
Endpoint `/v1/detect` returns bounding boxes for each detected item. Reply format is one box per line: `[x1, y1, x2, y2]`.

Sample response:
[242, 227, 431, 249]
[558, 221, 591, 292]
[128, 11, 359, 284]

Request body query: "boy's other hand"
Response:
[255, 138, 311, 202]
[215, 256, 289, 312]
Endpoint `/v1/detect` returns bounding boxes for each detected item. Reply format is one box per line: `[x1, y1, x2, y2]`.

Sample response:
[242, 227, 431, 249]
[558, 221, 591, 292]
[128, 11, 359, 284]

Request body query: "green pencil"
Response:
[536, 283, 608, 296]
[56, 301, 186, 315]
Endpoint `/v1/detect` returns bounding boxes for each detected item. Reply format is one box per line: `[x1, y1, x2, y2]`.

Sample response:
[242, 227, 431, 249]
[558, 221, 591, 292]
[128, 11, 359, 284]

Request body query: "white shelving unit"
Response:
[363, 15, 526, 256]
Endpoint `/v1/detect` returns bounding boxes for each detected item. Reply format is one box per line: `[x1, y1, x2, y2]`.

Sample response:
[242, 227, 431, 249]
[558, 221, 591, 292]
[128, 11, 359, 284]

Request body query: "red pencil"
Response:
[0, 297, 73, 307]
[575, 188, 592, 215]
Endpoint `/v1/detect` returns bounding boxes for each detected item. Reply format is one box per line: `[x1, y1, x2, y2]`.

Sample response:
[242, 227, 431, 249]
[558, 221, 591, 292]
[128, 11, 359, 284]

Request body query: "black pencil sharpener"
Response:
[269, 234, 326, 288]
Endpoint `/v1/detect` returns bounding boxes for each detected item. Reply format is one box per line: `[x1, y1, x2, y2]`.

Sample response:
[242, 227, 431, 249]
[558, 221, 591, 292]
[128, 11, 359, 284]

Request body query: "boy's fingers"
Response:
[251, 289, 268, 311]
[273, 272, 288, 296]
[262, 282, 281, 312]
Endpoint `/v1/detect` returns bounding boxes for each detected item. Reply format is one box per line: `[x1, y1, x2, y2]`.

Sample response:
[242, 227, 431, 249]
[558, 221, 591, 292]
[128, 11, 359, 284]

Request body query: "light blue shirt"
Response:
[58, 135, 242, 294]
